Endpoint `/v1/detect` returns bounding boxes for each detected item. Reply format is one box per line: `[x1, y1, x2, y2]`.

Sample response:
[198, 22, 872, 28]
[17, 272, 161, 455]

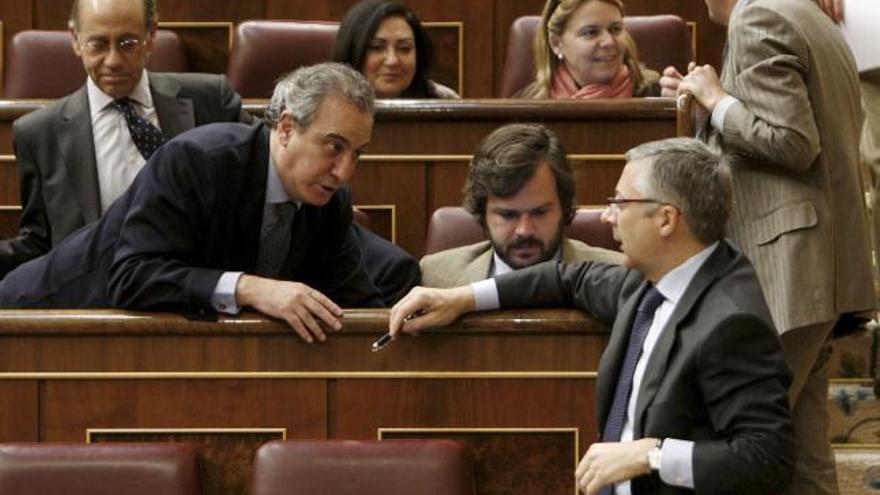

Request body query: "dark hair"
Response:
[69, 0, 158, 32]
[626, 137, 731, 244]
[333, 0, 438, 98]
[464, 123, 576, 228]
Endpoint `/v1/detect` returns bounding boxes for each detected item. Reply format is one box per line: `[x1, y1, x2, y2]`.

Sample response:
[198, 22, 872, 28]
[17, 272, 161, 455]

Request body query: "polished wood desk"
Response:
[0, 309, 606, 495]
[0, 98, 688, 256]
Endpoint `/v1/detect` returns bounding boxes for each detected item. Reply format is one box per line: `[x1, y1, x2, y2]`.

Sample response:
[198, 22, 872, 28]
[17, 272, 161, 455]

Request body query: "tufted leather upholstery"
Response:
[424, 206, 619, 255]
[3, 30, 189, 98]
[0, 443, 200, 495]
[252, 439, 477, 495]
[226, 21, 340, 98]
[499, 15, 692, 97]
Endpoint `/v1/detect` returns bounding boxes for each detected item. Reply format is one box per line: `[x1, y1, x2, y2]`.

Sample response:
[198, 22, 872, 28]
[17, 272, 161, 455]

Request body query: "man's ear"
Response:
[657, 204, 679, 238]
[277, 111, 299, 145]
[144, 25, 157, 55]
[70, 29, 82, 57]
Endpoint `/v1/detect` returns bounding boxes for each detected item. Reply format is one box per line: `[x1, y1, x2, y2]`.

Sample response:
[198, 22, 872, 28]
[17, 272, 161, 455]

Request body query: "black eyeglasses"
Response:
[605, 197, 668, 216]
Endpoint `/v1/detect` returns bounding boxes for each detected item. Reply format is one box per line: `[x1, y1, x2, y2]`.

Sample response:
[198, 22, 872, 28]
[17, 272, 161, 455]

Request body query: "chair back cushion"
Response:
[252, 439, 476, 495]
[226, 20, 339, 98]
[0, 443, 200, 495]
[424, 206, 618, 254]
[499, 14, 691, 97]
[3, 30, 188, 98]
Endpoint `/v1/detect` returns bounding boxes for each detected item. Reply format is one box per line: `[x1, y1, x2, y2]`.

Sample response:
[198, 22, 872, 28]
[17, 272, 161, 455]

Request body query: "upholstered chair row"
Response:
[0, 440, 476, 495]
[4, 16, 691, 99]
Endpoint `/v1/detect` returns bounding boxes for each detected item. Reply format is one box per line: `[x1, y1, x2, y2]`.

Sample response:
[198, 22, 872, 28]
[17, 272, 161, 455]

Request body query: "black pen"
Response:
[372, 309, 427, 352]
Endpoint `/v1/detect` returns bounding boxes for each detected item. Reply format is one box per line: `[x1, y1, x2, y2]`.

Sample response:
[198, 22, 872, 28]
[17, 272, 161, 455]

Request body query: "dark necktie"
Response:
[602, 286, 666, 443]
[112, 98, 165, 160]
[255, 202, 298, 278]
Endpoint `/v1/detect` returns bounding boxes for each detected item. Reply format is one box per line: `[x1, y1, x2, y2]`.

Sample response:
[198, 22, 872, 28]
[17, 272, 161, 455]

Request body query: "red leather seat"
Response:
[226, 20, 339, 98]
[424, 206, 618, 255]
[252, 439, 477, 495]
[0, 443, 200, 495]
[3, 30, 189, 98]
[499, 15, 692, 97]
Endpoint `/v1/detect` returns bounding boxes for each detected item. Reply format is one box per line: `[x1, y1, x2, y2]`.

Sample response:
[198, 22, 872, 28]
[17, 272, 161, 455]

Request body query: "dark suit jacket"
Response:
[494, 241, 794, 494]
[0, 72, 250, 277]
[351, 223, 420, 306]
[0, 122, 382, 311]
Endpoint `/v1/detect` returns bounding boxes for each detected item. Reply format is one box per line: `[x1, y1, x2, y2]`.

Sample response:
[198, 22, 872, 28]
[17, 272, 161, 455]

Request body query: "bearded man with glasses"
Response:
[0, 0, 250, 277]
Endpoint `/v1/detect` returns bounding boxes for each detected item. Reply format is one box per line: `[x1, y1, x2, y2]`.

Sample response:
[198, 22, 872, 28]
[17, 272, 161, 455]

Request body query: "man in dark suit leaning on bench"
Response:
[0, 63, 385, 344]
[0, 0, 251, 277]
[390, 138, 794, 495]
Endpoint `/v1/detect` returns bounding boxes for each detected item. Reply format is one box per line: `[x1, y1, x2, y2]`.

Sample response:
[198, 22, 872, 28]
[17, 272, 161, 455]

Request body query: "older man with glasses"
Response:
[390, 137, 794, 495]
[0, 0, 250, 277]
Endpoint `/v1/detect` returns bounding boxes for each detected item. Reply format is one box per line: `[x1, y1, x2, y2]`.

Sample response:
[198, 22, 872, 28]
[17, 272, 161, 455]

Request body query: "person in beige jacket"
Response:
[421, 123, 622, 288]
[660, 0, 875, 494]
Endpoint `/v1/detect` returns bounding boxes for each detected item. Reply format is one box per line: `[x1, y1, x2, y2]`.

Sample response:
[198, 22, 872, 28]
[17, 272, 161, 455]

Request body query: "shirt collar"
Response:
[654, 242, 719, 305]
[265, 147, 302, 208]
[87, 69, 153, 118]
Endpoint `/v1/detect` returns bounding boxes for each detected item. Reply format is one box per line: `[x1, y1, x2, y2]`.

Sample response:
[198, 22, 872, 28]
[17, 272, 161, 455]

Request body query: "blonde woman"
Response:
[519, 0, 659, 99]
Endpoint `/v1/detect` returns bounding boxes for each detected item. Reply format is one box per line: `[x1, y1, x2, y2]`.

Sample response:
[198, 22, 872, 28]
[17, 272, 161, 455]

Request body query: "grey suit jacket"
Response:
[710, 0, 874, 332]
[494, 241, 794, 494]
[419, 237, 624, 288]
[1, 72, 249, 277]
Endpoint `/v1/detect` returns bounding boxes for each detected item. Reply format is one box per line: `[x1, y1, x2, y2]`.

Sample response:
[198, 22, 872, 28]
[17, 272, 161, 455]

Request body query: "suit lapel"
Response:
[457, 246, 493, 285]
[597, 282, 649, 429]
[234, 125, 269, 271]
[632, 244, 732, 436]
[150, 75, 194, 139]
[60, 86, 101, 223]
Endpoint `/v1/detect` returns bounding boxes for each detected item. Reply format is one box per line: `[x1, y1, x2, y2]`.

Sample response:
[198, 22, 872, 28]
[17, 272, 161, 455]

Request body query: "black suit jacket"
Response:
[0, 72, 250, 277]
[494, 241, 794, 494]
[0, 122, 382, 311]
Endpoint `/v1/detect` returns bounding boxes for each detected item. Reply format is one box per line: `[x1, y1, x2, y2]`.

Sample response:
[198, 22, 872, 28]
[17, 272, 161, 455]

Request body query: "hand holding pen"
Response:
[373, 286, 476, 351]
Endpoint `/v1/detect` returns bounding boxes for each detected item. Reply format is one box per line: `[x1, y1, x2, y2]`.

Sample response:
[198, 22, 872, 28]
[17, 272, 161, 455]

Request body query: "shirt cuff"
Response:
[658, 438, 694, 489]
[711, 95, 739, 131]
[211, 271, 244, 314]
[472, 278, 500, 311]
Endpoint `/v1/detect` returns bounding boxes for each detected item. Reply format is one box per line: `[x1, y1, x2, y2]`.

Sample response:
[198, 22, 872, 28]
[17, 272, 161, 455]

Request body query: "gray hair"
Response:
[69, 0, 158, 32]
[264, 62, 375, 129]
[625, 137, 731, 244]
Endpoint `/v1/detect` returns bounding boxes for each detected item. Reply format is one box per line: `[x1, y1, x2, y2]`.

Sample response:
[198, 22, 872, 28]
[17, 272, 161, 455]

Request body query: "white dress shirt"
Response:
[473, 242, 719, 492]
[87, 69, 160, 212]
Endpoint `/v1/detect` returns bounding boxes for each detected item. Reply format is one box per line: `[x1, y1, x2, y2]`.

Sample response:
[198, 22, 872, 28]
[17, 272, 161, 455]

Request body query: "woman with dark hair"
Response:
[333, 0, 458, 99]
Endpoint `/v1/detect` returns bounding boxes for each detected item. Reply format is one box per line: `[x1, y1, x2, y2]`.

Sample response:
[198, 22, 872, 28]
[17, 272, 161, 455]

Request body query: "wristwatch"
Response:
[647, 439, 663, 471]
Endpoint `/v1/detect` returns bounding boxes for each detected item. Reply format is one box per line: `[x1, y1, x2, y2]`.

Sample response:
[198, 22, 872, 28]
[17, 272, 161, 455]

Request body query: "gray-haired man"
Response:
[0, 63, 383, 343]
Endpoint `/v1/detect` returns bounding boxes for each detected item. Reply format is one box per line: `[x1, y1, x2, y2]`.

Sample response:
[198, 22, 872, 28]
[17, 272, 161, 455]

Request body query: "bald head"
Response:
[69, 0, 156, 33]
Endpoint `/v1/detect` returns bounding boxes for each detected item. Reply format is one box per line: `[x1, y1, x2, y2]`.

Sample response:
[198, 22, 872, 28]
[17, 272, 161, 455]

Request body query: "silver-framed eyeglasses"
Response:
[78, 36, 146, 57]
[605, 197, 668, 216]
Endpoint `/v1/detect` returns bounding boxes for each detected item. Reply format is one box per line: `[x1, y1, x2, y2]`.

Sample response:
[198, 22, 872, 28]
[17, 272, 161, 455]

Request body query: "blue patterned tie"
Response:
[602, 286, 665, 442]
[256, 202, 298, 278]
[112, 98, 165, 159]
[598, 286, 664, 495]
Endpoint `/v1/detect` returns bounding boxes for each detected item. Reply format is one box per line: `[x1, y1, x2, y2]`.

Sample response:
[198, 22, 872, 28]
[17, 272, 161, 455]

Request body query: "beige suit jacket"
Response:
[420, 238, 624, 288]
[713, 0, 874, 333]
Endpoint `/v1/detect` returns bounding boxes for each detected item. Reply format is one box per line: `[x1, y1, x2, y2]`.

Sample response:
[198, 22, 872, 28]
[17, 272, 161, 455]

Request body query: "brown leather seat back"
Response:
[226, 20, 340, 98]
[3, 30, 189, 98]
[252, 439, 477, 495]
[499, 14, 692, 97]
[424, 206, 618, 255]
[0, 443, 200, 495]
